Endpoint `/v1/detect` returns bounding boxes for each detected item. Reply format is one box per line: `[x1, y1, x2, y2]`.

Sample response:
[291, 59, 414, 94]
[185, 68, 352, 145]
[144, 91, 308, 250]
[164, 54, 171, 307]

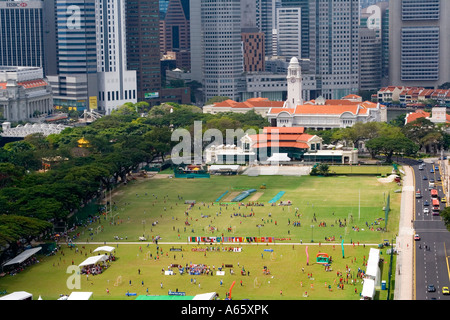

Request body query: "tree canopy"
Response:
[0, 102, 270, 257]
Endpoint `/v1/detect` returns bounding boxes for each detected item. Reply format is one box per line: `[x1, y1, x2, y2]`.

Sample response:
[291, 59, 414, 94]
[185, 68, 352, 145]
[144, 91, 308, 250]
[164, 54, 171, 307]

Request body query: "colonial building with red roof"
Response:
[202, 97, 285, 117]
[0, 67, 53, 122]
[267, 97, 386, 130]
[205, 126, 358, 164]
[204, 58, 386, 130]
[405, 107, 450, 126]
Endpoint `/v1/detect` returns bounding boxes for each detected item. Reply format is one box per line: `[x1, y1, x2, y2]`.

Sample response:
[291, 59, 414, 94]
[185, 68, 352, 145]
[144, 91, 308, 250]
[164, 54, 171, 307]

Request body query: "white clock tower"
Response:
[286, 57, 303, 108]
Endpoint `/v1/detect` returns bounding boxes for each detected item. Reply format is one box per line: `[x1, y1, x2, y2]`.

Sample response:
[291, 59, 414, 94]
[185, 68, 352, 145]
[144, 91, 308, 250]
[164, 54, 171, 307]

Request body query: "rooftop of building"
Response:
[268, 101, 381, 116]
[247, 127, 317, 150]
[212, 98, 284, 109]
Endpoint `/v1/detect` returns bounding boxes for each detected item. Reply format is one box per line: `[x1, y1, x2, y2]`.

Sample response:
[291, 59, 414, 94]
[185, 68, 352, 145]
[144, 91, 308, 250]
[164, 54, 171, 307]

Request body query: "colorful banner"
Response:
[187, 236, 275, 243]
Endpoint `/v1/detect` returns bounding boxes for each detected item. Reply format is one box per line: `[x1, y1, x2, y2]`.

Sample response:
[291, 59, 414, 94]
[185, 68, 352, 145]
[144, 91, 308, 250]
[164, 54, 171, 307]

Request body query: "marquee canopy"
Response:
[361, 279, 375, 299]
[2, 247, 42, 267]
[365, 248, 380, 279]
[192, 292, 217, 300]
[79, 255, 108, 267]
[93, 246, 115, 253]
[267, 153, 291, 162]
[67, 292, 93, 300]
[0, 291, 33, 300]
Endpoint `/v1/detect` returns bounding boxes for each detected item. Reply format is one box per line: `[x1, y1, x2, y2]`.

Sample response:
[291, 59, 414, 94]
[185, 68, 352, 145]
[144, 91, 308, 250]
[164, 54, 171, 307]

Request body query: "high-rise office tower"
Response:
[279, 0, 309, 59]
[191, 0, 244, 101]
[96, 0, 137, 114]
[56, 0, 97, 75]
[159, 0, 169, 16]
[242, 32, 265, 72]
[241, 0, 265, 72]
[47, 0, 99, 111]
[0, 1, 45, 69]
[359, 28, 381, 91]
[160, 0, 190, 71]
[360, 0, 387, 9]
[309, 0, 360, 99]
[48, 0, 137, 113]
[42, 0, 58, 76]
[126, 0, 161, 104]
[276, 7, 301, 58]
[259, 0, 281, 57]
[389, 0, 450, 88]
[361, 1, 389, 85]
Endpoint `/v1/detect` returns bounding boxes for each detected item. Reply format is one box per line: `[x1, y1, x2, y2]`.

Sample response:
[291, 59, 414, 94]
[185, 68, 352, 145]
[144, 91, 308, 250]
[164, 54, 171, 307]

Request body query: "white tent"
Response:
[93, 246, 115, 253]
[0, 291, 33, 300]
[365, 248, 380, 281]
[267, 153, 291, 162]
[361, 279, 375, 300]
[2, 247, 42, 267]
[67, 292, 93, 300]
[79, 255, 108, 267]
[192, 292, 217, 300]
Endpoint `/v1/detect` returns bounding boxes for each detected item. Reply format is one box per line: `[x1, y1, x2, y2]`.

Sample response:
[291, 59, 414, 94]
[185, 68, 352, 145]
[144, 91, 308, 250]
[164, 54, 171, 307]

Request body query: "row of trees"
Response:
[2, 102, 450, 252]
[0, 102, 269, 257]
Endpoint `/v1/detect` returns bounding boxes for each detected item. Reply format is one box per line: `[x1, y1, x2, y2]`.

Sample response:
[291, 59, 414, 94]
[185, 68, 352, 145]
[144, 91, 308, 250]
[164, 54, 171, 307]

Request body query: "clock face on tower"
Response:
[290, 77, 296, 83]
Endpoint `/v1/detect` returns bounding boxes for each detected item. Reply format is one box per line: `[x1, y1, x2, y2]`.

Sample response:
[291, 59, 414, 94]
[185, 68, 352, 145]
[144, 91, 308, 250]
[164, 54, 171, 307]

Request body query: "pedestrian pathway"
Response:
[394, 165, 414, 300]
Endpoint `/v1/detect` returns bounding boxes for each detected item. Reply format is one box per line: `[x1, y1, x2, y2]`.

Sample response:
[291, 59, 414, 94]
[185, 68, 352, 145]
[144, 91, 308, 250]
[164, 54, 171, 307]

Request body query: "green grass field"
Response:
[0, 172, 400, 300]
[0, 242, 394, 300]
[89, 174, 400, 244]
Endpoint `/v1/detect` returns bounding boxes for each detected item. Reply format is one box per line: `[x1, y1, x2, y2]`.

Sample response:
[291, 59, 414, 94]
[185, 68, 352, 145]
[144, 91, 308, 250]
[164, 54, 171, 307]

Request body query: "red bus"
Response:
[431, 189, 438, 198]
[432, 199, 440, 215]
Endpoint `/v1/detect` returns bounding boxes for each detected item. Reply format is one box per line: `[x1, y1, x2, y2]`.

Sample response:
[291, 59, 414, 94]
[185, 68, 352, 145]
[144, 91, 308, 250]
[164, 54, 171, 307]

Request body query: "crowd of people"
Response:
[2, 256, 40, 277]
[81, 264, 105, 276]
[188, 264, 212, 275]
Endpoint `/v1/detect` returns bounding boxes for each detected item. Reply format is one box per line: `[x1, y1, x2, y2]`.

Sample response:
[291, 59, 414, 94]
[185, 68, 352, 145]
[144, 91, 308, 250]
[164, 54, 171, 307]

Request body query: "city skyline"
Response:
[0, 0, 449, 122]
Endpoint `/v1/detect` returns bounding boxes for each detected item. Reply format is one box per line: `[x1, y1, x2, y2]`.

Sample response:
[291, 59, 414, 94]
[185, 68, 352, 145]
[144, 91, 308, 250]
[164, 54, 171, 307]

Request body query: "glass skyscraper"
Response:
[55, 0, 97, 75]
[191, 0, 244, 101]
[0, 1, 44, 69]
[47, 0, 98, 111]
[389, 0, 450, 87]
[309, 0, 360, 99]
